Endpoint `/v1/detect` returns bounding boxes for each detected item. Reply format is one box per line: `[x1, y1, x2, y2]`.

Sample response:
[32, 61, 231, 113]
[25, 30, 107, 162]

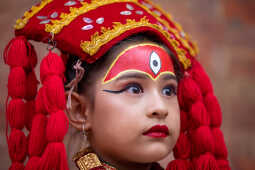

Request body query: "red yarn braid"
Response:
[37, 51, 69, 170]
[167, 59, 230, 170]
[4, 36, 38, 170]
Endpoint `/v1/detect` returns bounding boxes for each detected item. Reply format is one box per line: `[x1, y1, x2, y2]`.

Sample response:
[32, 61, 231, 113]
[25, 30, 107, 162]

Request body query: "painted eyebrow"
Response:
[115, 72, 149, 81]
[161, 74, 177, 81]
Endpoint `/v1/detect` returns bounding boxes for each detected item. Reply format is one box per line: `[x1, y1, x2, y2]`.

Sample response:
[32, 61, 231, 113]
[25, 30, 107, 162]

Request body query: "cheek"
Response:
[166, 99, 180, 143]
[90, 93, 143, 140]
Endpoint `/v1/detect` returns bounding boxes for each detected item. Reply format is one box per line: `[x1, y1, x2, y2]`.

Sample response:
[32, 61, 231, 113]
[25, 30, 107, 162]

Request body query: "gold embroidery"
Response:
[76, 153, 102, 170]
[81, 17, 191, 69]
[37, 0, 191, 68]
[45, 0, 138, 34]
[14, 0, 53, 30]
[144, 0, 197, 57]
[73, 147, 116, 170]
[44, 0, 192, 55]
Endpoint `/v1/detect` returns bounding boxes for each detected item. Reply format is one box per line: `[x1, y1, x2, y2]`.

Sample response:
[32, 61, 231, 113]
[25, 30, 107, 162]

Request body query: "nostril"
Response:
[152, 112, 157, 116]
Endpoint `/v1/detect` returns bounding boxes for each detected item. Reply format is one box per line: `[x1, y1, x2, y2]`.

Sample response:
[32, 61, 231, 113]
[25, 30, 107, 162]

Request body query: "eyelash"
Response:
[123, 83, 144, 94]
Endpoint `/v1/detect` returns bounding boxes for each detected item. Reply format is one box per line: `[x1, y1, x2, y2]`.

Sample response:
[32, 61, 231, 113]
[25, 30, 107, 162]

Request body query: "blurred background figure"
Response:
[0, 0, 254, 169]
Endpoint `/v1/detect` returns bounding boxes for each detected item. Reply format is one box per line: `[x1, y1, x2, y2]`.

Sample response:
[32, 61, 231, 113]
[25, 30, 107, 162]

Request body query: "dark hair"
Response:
[65, 33, 183, 98]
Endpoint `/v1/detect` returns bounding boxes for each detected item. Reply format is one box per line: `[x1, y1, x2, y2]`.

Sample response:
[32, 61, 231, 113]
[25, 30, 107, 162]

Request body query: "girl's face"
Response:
[87, 43, 180, 166]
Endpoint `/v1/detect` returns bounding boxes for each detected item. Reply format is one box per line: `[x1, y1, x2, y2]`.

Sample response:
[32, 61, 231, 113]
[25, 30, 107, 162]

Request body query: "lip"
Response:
[143, 125, 169, 138]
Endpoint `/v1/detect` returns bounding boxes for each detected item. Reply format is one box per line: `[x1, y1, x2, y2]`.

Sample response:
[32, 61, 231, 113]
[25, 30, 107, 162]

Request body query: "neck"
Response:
[103, 158, 152, 170]
[95, 151, 152, 170]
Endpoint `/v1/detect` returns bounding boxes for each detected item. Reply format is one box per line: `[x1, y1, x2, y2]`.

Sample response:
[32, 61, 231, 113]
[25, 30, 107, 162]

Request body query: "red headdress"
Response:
[4, 0, 230, 169]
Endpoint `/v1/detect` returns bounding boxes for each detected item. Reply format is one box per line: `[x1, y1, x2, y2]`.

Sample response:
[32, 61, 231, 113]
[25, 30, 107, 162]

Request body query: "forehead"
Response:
[102, 43, 175, 84]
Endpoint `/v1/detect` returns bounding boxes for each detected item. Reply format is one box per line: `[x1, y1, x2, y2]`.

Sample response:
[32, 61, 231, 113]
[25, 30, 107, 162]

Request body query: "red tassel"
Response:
[189, 101, 210, 128]
[178, 76, 202, 108]
[212, 128, 228, 159]
[28, 114, 47, 157]
[39, 143, 68, 170]
[204, 93, 222, 127]
[166, 159, 190, 170]
[25, 101, 36, 131]
[8, 67, 26, 98]
[180, 110, 188, 132]
[25, 70, 39, 100]
[25, 157, 41, 170]
[8, 129, 27, 162]
[27, 43, 38, 69]
[46, 110, 69, 142]
[173, 132, 191, 159]
[35, 87, 47, 114]
[217, 160, 231, 170]
[190, 126, 214, 156]
[193, 153, 219, 170]
[191, 61, 213, 95]
[4, 36, 29, 68]
[7, 99, 26, 129]
[40, 51, 65, 84]
[43, 75, 66, 113]
[9, 162, 25, 170]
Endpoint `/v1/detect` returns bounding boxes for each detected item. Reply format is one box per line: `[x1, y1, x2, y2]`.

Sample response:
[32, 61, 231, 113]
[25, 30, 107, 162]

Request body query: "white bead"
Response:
[120, 11, 132, 15]
[135, 10, 143, 15]
[37, 16, 47, 20]
[180, 31, 186, 38]
[50, 12, 58, 18]
[40, 19, 51, 24]
[142, 2, 152, 9]
[83, 17, 93, 23]
[153, 10, 161, 16]
[96, 17, 104, 24]
[126, 4, 134, 10]
[64, 1, 77, 6]
[81, 24, 94, 30]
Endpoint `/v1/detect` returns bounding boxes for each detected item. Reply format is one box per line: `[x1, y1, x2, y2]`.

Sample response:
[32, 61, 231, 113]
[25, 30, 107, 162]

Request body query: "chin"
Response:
[134, 144, 171, 163]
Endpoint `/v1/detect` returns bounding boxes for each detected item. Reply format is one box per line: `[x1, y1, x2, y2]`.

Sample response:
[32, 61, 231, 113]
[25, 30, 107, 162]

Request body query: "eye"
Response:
[162, 85, 177, 96]
[125, 83, 143, 94]
[102, 83, 143, 94]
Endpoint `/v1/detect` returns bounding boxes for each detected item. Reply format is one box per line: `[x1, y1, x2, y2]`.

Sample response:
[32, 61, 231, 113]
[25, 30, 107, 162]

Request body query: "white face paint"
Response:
[149, 51, 161, 75]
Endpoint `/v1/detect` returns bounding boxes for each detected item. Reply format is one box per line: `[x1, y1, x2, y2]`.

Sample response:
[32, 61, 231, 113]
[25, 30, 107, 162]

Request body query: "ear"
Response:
[65, 91, 92, 131]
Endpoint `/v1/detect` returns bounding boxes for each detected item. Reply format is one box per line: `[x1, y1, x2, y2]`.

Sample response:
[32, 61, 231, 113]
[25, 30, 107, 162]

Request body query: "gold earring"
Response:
[72, 149, 102, 170]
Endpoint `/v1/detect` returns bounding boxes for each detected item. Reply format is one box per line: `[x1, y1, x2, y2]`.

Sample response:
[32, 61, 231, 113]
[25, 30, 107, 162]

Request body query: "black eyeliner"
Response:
[102, 83, 142, 94]
[102, 89, 126, 94]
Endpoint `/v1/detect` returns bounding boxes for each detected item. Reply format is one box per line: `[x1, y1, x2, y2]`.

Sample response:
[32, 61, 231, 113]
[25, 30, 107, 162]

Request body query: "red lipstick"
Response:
[143, 125, 169, 138]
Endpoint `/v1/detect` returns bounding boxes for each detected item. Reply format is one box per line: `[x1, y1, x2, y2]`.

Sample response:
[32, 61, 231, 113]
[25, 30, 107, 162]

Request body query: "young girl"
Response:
[4, 0, 230, 170]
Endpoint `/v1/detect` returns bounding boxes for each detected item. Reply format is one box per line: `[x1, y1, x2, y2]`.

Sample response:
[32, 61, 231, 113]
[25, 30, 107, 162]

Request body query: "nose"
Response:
[146, 91, 168, 119]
